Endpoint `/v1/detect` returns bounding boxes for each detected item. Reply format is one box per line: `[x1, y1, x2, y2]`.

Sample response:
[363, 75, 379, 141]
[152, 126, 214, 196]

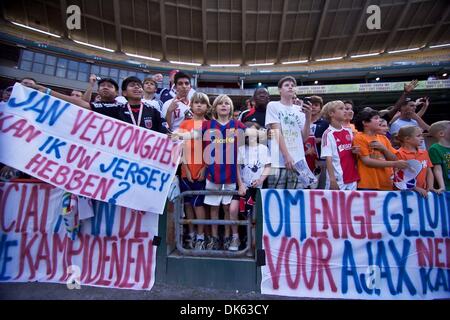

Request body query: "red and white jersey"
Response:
[321, 126, 359, 184]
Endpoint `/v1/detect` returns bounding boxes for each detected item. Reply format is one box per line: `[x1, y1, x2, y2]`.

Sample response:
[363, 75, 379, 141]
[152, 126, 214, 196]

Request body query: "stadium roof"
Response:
[2, 0, 450, 68]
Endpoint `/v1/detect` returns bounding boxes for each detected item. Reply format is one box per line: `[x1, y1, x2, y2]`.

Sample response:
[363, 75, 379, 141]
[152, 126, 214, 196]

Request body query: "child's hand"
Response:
[168, 99, 179, 113]
[251, 178, 263, 188]
[170, 132, 181, 141]
[284, 154, 295, 171]
[414, 187, 428, 198]
[431, 187, 445, 194]
[330, 180, 340, 190]
[238, 184, 247, 196]
[369, 141, 386, 151]
[197, 167, 206, 181]
[351, 145, 361, 155]
[185, 170, 194, 183]
[393, 160, 409, 169]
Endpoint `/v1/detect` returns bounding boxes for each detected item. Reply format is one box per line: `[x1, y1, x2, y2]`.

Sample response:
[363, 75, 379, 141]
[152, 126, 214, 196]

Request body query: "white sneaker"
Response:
[228, 237, 240, 251]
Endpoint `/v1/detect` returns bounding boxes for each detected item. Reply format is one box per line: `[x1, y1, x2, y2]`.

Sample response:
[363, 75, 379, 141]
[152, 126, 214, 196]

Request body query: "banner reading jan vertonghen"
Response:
[0, 84, 181, 213]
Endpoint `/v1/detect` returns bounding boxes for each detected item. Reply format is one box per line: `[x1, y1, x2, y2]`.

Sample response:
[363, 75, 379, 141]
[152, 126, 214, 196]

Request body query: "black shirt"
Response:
[239, 108, 266, 128]
[90, 101, 169, 134]
[311, 118, 329, 158]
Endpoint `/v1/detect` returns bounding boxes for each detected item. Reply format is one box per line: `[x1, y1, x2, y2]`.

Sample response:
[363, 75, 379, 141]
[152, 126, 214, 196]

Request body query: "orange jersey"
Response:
[179, 119, 205, 179]
[395, 147, 433, 189]
[353, 132, 396, 190]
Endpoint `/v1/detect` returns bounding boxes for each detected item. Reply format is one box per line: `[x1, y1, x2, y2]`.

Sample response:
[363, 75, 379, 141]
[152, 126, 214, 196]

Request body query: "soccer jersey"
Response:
[162, 98, 192, 131]
[395, 147, 432, 189]
[202, 119, 246, 184]
[321, 126, 359, 185]
[179, 119, 205, 179]
[239, 108, 266, 127]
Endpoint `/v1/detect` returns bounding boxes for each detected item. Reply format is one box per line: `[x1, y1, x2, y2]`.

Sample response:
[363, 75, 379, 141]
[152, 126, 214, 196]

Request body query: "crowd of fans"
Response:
[1, 72, 449, 253]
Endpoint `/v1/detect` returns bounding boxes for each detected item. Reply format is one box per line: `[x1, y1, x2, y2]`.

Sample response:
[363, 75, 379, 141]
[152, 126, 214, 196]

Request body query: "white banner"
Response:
[0, 182, 159, 290]
[0, 83, 181, 213]
[261, 189, 450, 299]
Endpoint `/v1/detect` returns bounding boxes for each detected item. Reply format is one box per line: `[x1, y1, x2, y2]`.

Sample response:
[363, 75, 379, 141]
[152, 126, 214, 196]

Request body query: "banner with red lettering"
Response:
[0, 83, 181, 213]
[0, 182, 158, 290]
[261, 189, 450, 299]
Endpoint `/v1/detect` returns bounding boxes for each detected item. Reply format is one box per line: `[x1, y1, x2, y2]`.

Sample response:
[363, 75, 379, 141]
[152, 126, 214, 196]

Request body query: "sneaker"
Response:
[183, 235, 194, 249]
[194, 238, 205, 250]
[223, 236, 232, 250]
[228, 237, 240, 251]
[206, 236, 220, 250]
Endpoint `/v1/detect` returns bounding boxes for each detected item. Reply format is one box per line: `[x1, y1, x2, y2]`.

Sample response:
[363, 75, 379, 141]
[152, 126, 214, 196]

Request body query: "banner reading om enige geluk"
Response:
[261, 189, 450, 300]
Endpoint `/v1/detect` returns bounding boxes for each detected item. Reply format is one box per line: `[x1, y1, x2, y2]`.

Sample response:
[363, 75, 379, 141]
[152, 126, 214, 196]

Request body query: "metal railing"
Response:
[173, 190, 254, 258]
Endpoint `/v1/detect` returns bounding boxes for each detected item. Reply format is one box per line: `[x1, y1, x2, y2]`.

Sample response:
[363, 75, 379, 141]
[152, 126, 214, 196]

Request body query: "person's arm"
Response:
[369, 141, 397, 161]
[270, 123, 294, 170]
[385, 79, 419, 121]
[411, 112, 430, 132]
[301, 103, 312, 142]
[360, 156, 409, 169]
[82, 74, 96, 102]
[425, 167, 434, 191]
[165, 99, 180, 130]
[236, 163, 247, 196]
[432, 165, 446, 193]
[31, 84, 91, 109]
[325, 156, 339, 190]
[416, 98, 429, 118]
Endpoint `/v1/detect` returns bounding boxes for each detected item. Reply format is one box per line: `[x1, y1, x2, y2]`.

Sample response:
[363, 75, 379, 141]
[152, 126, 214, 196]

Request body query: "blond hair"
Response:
[211, 94, 234, 119]
[321, 100, 344, 122]
[429, 121, 450, 137]
[190, 92, 211, 109]
[397, 125, 421, 143]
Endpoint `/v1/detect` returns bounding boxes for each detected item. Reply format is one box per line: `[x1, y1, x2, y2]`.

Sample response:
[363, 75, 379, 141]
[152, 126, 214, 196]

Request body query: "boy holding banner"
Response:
[31, 77, 169, 134]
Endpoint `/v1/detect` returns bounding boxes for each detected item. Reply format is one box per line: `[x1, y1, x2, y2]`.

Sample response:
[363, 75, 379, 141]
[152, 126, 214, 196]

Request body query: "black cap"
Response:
[97, 78, 119, 91]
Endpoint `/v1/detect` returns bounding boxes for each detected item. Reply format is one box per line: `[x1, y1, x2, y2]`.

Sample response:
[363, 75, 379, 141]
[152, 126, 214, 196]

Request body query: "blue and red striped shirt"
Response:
[202, 119, 246, 184]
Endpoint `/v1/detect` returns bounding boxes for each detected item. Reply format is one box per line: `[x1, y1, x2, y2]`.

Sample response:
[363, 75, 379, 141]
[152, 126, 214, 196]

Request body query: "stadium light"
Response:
[350, 52, 381, 59]
[429, 43, 450, 49]
[169, 61, 201, 66]
[125, 52, 160, 61]
[248, 62, 275, 67]
[316, 57, 343, 62]
[443, 73, 448, 77]
[73, 40, 115, 52]
[10, 21, 61, 38]
[387, 47, 421, 54]
[281, 60, 309, 65]
[210, 64, 240, 67]
[314, 80, 319, 85]
[376, 77, 380, 81]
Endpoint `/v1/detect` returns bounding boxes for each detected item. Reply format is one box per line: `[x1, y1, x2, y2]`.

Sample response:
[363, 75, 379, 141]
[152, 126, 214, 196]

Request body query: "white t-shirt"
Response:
[265, 101, 306, 168]
[142, 98, 163, 115]
[238, 144, 271, 188]
[161, 98, 191, 131]
[389, 118, 426, 149]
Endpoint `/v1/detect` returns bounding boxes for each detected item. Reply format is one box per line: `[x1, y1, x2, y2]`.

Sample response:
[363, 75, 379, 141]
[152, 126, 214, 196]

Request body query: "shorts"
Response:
[267, 168, 308, 190]
[179, 177, 206, 207]
[203, 180, 236, 206]
[325, 179, 358, 191]
[232, 187, 258, 217]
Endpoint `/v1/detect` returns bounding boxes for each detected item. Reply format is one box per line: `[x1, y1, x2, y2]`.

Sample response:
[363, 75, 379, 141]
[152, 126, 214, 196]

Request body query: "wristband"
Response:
[45, 88, 52, 95]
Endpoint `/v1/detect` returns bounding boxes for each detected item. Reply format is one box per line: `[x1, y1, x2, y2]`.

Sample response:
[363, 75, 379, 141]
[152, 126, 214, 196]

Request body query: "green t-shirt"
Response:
[429, 143, 450, 191]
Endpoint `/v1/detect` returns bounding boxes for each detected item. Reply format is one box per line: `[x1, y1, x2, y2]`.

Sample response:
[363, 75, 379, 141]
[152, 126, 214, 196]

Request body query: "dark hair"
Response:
[277, 76, 297, 88]
[310, 95, 323, 107]
[174, 72, 191, 85]
[354, 108, 379, 132]
[343, 100, 354, 107]
[21, 77, 37, 84]
[98, 78, 119, 91]
[121, 76, 142, 92]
